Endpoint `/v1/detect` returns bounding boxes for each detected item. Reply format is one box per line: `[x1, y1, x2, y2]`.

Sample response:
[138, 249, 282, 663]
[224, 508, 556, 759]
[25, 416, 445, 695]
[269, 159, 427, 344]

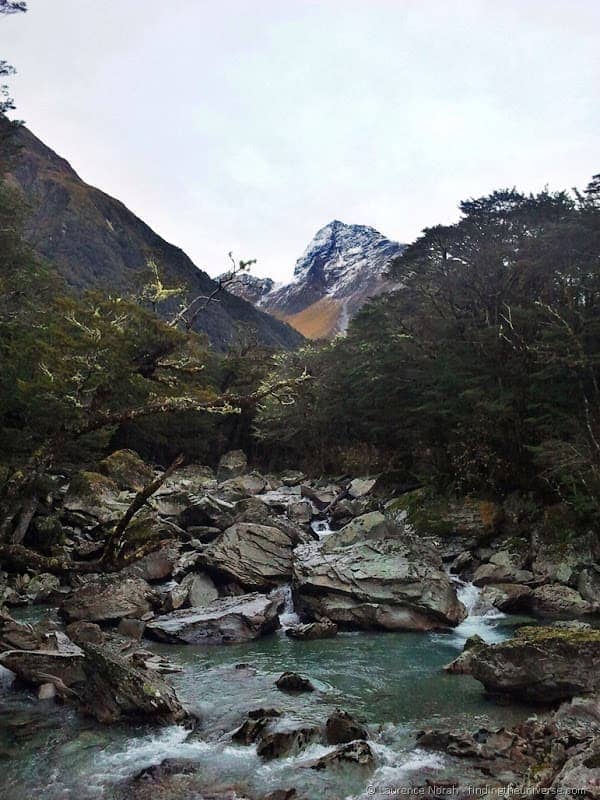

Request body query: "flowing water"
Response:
[1, 588, 534, 800]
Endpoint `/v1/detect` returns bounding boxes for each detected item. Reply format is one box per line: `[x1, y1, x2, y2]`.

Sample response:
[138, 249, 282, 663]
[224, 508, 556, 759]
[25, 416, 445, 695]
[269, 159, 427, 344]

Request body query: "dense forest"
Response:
[2, 89, 600, 546]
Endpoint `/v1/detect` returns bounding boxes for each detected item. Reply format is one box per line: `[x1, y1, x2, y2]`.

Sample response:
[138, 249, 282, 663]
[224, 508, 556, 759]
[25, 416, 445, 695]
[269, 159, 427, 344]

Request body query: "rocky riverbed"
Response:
[1, 449, 599, 798]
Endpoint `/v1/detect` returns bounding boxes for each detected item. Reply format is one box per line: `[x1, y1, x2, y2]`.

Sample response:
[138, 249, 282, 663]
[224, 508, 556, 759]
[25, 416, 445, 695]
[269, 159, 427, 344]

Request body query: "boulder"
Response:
[285, 620, 338, 640]
[578, 566, 600, 603]
[217, 450, 248, 481]
[531, 509, 599, 586]
[219, 473, 267, 497]
[146, 592, 282, 644]
[117, 618, 146, 640]
[61, 575, 156, 623]
[472, 563, 534, 586]
[63, 471, 123, 522]
[201, 523, 294, 590]
[256, 723, 322, 759]
[326, 710, 368, 744]
[348, 478, 376, 499]
[280, 470, 305, 487]
[0, 611, 41, 651]
[158, 464, 216, 494]
[530, 584, 596, 619]
[287, 500, 312, 525]
[181, 571, 218, 607]
[479, 583, 532, 613]
[0, 646, 86, 687]
[97, 449, 154, 491]
[125, 545, 180, 582]
[65, 621, 105, 645]
[293, 521, 466, 631]
[308, 740, 375, 771]
[77, 642, 188, 725]
[323, 511, 386, 547]
[275, 672, 315, 692]
[469, 626, 600, 703]
[444, 634, 486, 675]
[552, 741, 600, 796]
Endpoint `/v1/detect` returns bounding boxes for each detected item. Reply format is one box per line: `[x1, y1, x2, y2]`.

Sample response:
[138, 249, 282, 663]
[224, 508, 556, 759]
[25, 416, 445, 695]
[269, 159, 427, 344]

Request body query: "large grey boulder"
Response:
[293, 520, 466, 631]
[77, 642, 188, 725]
[97, 449, 154, 491]
[469, 626, 600, 703]
[146, 592, 282, 644]
[201, 522, 294, 590]
[63, 471, 124, 522]
[530, 584, 597, 619]
[472, 562, 534, 586]
[217, 450, 248, 481]
[0, 646, 86, 687]
[181, 571, 219, 607]
[479, 583, 533, 613]
[61, 575, 156, 623]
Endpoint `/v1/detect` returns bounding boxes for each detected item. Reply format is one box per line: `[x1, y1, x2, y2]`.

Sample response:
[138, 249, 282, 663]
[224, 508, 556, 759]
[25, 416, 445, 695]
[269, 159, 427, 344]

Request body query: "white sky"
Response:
[2, 0, 599, 281]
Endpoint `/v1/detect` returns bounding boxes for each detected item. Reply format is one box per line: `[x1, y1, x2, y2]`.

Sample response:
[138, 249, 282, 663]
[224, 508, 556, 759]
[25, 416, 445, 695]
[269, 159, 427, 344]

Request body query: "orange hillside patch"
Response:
[276, 297, 343, 339]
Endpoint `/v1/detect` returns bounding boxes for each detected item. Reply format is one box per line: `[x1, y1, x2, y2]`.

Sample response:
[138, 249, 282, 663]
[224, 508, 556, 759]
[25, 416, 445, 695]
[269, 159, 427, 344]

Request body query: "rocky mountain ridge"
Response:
[4, 120, 303, 351]
[222, 220, 405, 339]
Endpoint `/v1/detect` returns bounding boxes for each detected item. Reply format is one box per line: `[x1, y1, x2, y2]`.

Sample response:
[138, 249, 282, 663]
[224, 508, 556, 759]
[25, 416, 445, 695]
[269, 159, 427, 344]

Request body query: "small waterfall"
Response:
[310, 519, 333, 539]
[277, 584, 300, 629]
[450, 578, 506, 645]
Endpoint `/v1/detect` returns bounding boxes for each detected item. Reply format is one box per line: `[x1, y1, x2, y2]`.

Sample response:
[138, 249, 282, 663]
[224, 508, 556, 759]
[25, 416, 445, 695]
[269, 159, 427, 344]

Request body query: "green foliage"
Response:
[255, 181, 600, 520]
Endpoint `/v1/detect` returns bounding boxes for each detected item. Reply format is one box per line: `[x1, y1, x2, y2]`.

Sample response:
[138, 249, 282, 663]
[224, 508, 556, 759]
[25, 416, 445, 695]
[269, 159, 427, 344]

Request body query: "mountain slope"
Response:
[246, 221, 405, 339]
[4, 121, 303, 351]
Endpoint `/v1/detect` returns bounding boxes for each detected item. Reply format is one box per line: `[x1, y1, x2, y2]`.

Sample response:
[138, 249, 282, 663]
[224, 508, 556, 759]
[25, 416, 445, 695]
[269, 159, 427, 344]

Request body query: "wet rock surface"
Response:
[146, 592, 282, 644]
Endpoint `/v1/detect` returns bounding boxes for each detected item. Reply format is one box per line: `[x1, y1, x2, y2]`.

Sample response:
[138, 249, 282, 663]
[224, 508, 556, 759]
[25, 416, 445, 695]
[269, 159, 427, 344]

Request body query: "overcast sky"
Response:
[3, 0, 599, 281]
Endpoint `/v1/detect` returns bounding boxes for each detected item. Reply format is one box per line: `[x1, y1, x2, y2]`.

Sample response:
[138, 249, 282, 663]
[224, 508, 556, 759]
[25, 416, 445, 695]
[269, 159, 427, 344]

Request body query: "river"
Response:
[1, 583, 534, 800]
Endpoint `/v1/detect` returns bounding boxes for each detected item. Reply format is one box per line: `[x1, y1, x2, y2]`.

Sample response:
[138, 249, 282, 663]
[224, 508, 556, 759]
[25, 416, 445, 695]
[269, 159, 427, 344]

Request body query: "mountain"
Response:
[219, 273, 276, 305]
[3, 121, 303, 351]
[234, 221, 405, 339]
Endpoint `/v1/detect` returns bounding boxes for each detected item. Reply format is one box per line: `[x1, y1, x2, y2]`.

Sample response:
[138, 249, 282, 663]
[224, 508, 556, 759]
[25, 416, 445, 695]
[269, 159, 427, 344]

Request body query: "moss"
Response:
[516, 625, 600, 644]
[68, 470, 118, 500]
[98, 449, 153, 491]
[392, 490, 501, 538]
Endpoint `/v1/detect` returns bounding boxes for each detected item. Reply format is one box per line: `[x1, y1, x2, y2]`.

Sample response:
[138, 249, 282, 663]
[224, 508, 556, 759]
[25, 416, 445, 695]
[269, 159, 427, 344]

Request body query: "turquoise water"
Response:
[0, 610, 534, 800]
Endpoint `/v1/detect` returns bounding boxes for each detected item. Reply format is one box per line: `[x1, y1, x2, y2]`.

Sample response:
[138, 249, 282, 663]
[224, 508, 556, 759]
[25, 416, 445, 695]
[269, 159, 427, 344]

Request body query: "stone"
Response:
[77, 642, 188, 725]
[472, 563, 534, 586]
[117, 618, 146, 640]
[65, 621, 105, 645]
[22, 572, 61, 603]
[479, 583, 532, 613]
[287, 500, 312, 525]
[308, 740, 375, 771]
[293, 520, 466, 631]
[552, 741, 600, 795]
[146, 592, 282, 645]
[280, 470, 305, 486]
[0, 611, 41, 651]
[125, 546, 180, 582]
[444, 634, 486, 675]
[201, 522, 294, 590]
[275, 672, 315, 692]
[217, 450, 248, 481]
[61, 575, 156, 623]
[38, 682, 56, 701]
[181, 571, 219, 607]
[469, 626, 600, 703]
[530, 584, 596, 619]
[285, 620, 338, 640]
[321, 511, 386, 548]
[0, 647, 86, 687]
[326, 710, 368, 744]
[578, 566, 600, 603]
[257, 724, 322, 759]
[347, 478, 377, 499]
[97, 449, 154, 491]
[63, 471, 123, 522]
[219, 473, 267, 497]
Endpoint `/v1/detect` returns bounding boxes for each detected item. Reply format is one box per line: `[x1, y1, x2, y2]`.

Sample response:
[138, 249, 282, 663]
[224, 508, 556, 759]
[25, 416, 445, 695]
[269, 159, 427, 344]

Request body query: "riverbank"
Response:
[1, 448, 599, 798]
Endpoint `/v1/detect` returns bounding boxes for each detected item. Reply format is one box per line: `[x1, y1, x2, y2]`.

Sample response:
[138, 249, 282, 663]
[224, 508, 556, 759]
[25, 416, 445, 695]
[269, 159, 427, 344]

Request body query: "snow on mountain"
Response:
[260, 220, 405, 339]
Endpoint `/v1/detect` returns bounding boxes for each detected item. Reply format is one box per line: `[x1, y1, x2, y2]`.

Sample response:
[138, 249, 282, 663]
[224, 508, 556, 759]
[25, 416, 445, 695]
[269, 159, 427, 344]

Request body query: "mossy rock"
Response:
[392, 490, 502, 539]
[98, 449, 154, 492]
